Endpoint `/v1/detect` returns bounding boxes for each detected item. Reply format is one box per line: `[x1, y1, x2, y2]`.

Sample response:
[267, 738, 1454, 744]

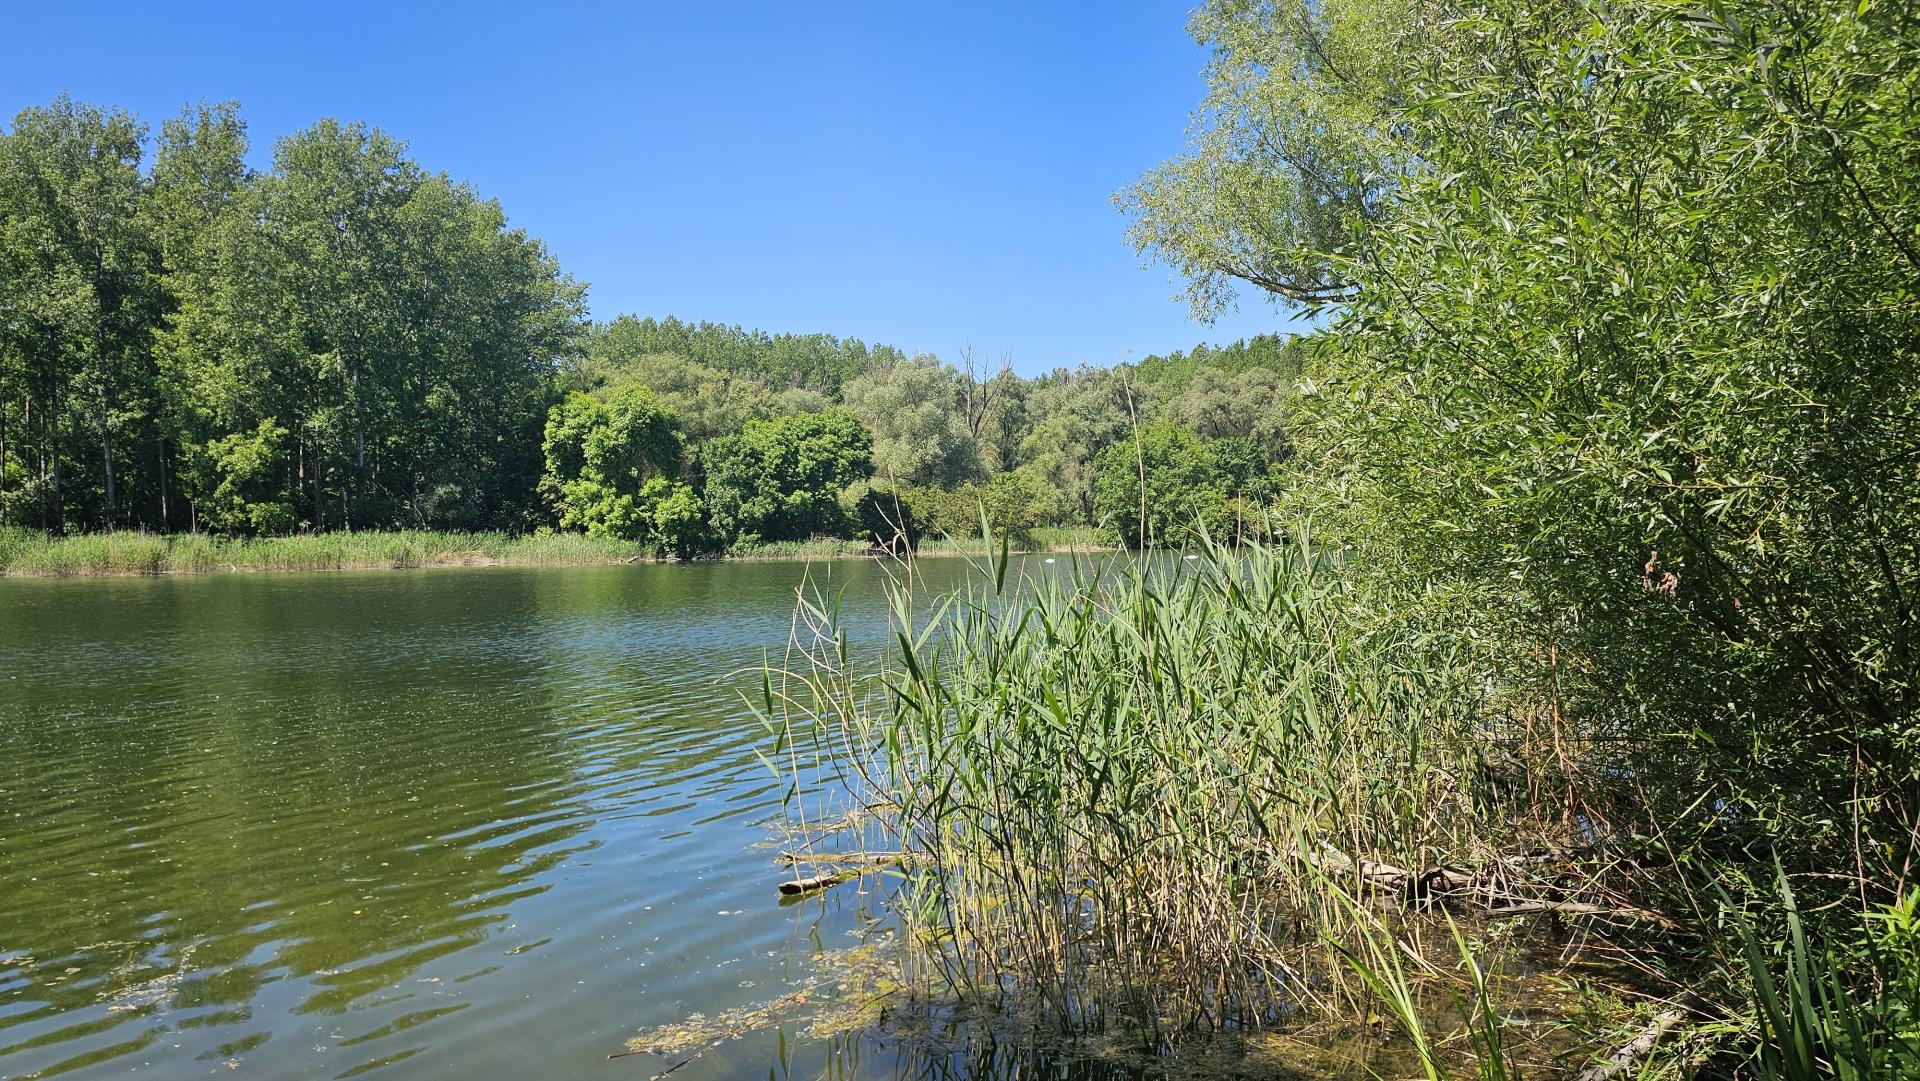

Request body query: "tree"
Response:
[1117, 0, 1447, 313]
[146, 102, 251, 531]
[589, 352, 777, 443]
[180, 418, 295, 535]
[1019, 366, 1137, 523]
[1133, 0, 1920, 911]
[975, 365, 1031, 475]
[158, 111, 582, 534]
[1093, 422, 1224, 548]
[540, 386, 692, 546]
[585, 315, 891, 396]
[0, 96, 157, 532]
[842, 354, 980, 489]
[1156, 365, 1291, 461]
[702, 409, 872, 545]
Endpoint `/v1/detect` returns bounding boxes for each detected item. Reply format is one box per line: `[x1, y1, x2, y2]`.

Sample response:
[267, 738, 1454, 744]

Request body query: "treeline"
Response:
[0, 97, 583, 536]
[0, 94, 1301, 550]
[561, 320, 1302, 552]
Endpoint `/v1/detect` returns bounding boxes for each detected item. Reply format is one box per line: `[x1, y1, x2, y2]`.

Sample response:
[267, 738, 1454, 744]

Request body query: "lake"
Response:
[0, 559, 1026, 1081]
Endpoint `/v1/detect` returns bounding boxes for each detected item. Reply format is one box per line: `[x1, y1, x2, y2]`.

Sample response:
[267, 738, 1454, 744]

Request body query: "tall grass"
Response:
[0, 526, 1110, 577]
[0, 527, 654, 576]
[1733, 873, 1920, 1081]
[764, 527, 1524, 1047]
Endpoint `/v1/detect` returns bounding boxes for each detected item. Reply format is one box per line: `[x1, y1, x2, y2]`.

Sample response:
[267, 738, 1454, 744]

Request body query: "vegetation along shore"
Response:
[762, 0, 1920, 1078]
[0, 526, 1103, 577]
[4, 0, 1916, 1077]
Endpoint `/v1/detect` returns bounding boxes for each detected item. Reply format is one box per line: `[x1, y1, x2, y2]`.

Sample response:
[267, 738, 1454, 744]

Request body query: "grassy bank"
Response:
[0, 526, 1106, 577]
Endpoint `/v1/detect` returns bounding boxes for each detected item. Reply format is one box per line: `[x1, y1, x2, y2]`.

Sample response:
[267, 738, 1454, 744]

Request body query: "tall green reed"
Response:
[764, 526, 1513, 1043]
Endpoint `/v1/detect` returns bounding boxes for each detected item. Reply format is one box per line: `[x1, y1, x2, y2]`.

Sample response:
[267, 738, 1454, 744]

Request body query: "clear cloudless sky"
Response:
[2, 1, 1310, 376]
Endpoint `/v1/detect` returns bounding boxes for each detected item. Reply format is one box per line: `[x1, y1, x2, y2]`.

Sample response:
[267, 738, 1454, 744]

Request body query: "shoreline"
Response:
[0, 528, 1109, 579]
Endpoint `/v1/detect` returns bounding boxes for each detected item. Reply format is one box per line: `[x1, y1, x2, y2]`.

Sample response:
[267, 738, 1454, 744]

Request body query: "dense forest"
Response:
[0, 96, 1300, 552]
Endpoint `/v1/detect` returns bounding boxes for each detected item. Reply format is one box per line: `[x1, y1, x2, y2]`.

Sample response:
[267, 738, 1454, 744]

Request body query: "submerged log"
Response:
[1308, 844, 1684, 928]
[1573, 1008, 1688, 1081]
[777, 871, 858, 896]
[1485, 899, 1683, 929]
[776, 850, 918, 867]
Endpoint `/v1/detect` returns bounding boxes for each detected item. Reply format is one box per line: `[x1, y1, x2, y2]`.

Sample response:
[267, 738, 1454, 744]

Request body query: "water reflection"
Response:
[0, 556, 1117, 1081]
[0, 562, 929, 1080]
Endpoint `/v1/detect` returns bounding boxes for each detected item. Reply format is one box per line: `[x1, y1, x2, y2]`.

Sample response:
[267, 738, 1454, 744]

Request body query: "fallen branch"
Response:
[1573, 1008, 1687, 1081]
[1309, 844, 1685, 929]
[1485, 900, 1681, 929]
[778, 870, 860, 896]
[776, 850, 921, 868]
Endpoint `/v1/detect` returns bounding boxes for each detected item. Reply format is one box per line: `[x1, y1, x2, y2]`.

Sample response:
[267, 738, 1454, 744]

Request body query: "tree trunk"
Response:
[311, 441, 326, 531]
[1, 370, 9, 527]
[49, 380, 64, 537]
[157, 437, 170, 531]
[99, 384, 116, 525]
[351, 344, 365, 531]
[96, 316, 116, 523]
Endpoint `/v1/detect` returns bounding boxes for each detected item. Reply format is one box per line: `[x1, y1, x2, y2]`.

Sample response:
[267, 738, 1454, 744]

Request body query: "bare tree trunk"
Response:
[350, 329, 365, 530]
[95, 317, 116, 524]
[311, 440, 326, 532]
[99, 384, 116, 525]
[1, 368, 9, 527]
[157, 437, 170, 532]
[49, 379, 64, 537]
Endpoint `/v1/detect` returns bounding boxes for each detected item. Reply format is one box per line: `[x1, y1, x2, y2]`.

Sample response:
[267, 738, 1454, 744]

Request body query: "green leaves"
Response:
[540, 386, 695, 550]
[700, 408, 873, 546]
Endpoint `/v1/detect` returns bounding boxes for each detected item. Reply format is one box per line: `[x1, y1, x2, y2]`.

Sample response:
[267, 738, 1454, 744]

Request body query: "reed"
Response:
[763, 525, 1528, 1048]
[0, 527, 654, 576]
[1733, 873, 1920, 1081]
[0, 526, 1110, 577]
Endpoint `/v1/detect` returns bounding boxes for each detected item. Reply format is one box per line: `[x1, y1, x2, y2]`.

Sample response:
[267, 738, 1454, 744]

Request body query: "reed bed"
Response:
[764, 529, 1555, 1056]
[0, 526, 1109, 577]
[0, 527, 653, 576]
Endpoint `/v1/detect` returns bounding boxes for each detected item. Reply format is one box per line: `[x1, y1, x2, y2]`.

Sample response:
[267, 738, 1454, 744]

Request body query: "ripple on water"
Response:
[0, 560, 948, 1081]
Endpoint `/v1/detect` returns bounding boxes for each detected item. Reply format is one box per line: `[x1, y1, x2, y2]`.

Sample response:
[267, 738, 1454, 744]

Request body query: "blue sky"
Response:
[3, 2, 1308, 375]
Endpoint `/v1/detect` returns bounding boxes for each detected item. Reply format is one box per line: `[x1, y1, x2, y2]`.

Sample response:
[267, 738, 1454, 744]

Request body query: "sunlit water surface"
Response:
[0, 558, 1048, 1081]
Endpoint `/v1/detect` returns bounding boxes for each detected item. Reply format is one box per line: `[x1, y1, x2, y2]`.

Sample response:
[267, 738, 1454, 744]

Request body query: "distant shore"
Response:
[0, 527, 1107, 579]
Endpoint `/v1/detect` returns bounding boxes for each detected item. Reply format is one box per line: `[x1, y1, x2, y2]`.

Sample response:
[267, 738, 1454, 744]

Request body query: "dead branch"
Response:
[1573, 1008, 1688, 1081]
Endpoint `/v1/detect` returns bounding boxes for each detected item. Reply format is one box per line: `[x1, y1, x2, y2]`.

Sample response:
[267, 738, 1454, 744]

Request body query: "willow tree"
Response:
[1127, 0, 1920, 910]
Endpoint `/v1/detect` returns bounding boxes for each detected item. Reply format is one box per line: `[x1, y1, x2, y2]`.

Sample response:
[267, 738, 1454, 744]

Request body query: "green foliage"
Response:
[1118, 0, 1432, 312]
[1093, 423, 1226, 548]
[584, 314, 896, 397]
[180, 419, 295, 535]
[0, 99, 584, 537]
[1289, 0, 1916, 893]
[701, 409, 872, 546]
[842, 353, 981, 489]
[1, 92, 1300, 551]
[540, 387, 695, 550]
[1131, 332, 1310, 391]
[1017, 366, 1140, 523]
[1121, 0, 1920, 1067]
[893, 469, 1059, 547]
[1735, 873, 1920, 1080]
[0, 527, 667, 575]
[0, 95, 156, 533]
[579, 351, 777, 443]
[768, 533, 1498, 1040]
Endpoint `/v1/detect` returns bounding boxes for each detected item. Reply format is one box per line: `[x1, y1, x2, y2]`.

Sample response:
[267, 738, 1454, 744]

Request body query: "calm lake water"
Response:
[0, 559, 1025, 1081]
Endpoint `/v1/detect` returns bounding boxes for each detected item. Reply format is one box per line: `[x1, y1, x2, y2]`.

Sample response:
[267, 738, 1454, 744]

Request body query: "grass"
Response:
[0, 527, 655, 576]
[764, 526, 1523, 1053]
[762, 526, 1920, 1076]
[0, 526, 1108, 577]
